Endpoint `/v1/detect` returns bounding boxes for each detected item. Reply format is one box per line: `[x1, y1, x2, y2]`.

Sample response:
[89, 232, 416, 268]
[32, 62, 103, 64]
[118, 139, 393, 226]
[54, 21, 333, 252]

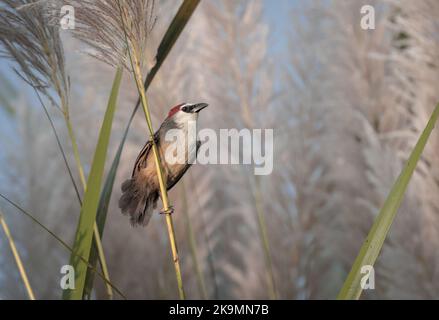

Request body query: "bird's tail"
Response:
[118, 179, 159, 226]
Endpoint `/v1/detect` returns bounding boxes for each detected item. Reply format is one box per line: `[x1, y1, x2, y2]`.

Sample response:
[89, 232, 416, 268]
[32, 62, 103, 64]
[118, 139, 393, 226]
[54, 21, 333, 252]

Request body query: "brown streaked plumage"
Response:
[119, 102, 208, 226]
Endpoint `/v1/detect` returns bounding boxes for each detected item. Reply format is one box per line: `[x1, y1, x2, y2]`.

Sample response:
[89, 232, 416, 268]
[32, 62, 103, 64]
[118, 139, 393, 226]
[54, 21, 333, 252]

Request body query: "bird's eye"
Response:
[182, 106, 188, 112]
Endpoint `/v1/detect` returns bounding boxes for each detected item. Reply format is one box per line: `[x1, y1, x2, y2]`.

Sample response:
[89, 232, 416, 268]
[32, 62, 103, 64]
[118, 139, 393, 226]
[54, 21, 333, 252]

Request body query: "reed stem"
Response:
[181, 181, 207, 299]
[117, 0, 185, 299]
[135, 64, 185, 299]
[253, 176, 278, 299]
[242, 113, 277, 299]
[0, 211, 35, 300]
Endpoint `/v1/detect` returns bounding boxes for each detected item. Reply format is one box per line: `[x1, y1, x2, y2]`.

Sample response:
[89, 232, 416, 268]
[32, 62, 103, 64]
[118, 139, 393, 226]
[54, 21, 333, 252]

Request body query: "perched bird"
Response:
[119, 102, 208, 226]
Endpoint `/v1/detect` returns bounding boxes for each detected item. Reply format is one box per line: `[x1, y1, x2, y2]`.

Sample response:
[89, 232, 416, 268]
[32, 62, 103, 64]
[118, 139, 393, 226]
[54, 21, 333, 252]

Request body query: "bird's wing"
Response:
[166, 140, 201, 190]
[132, 132, 159, 177]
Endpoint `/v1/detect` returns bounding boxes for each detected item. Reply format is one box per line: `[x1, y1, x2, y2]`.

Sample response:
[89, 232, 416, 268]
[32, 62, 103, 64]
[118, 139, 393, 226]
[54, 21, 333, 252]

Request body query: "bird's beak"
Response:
[190, 103, 209, 113]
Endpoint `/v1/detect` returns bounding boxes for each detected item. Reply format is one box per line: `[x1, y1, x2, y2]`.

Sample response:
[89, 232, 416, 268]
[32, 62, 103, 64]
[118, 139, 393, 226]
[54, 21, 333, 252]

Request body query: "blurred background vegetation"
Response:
[0, 0, 439, 299]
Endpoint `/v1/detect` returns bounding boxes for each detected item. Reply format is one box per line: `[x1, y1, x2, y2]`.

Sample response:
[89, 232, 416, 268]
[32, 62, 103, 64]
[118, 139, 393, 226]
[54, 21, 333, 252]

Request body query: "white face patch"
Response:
[174, 104, 198, 125]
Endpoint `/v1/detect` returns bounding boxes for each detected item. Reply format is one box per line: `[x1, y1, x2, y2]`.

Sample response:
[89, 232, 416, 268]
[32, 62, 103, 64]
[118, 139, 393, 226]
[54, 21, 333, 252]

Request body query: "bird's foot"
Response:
[160, 205, 174, 215]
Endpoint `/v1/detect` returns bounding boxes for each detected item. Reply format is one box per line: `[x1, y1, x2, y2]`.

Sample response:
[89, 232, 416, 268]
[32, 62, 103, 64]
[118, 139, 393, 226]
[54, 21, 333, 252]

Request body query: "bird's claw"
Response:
[160, 206, 174, 215]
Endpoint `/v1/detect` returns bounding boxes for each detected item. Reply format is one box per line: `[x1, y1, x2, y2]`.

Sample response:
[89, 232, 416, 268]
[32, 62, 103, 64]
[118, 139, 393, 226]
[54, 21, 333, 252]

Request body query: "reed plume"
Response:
[0, 0, 68, 110]
[58, 0, 155, 71]
[0, 0, 113, 299]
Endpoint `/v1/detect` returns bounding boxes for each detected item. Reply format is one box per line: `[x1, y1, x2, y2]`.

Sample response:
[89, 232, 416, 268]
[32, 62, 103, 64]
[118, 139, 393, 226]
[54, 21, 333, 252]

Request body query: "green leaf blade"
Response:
[337, 104, 439, 300]
[63, 67, 123, 300]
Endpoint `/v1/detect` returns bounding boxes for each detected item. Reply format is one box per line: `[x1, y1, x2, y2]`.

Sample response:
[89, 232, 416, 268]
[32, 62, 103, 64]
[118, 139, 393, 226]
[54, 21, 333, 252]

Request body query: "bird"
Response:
[119, 102, 209, 226]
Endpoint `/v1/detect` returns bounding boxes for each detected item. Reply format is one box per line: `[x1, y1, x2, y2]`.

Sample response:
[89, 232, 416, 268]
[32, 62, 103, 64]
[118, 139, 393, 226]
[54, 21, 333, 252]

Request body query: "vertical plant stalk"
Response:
[253, 175, 278, 299]
[181, 181, 207, 299]
[92, 224, 112, 299]
[78, 0, 200, 300]
[117, 1, 185, 299]
[242, 104, 278, 299]
[188, 172, 219, 299]
[65, 117, 87, 187]
[134, 58, 185, 300]
[0, 211, 35, 300]
[91, 3, 201, 292]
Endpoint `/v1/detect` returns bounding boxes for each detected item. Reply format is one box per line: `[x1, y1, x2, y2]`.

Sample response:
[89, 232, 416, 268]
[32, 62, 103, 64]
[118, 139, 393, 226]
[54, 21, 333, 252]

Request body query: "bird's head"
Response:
[166, 102, 209, 124]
